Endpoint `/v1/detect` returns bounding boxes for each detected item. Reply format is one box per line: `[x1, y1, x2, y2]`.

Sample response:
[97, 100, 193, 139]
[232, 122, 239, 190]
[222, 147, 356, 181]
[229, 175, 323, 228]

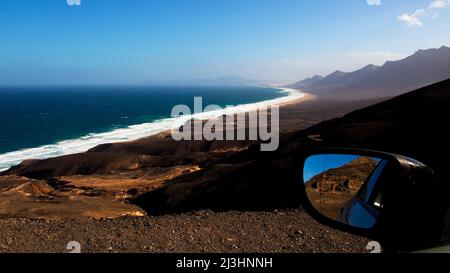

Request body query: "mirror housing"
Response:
[298, 148, 447, 252]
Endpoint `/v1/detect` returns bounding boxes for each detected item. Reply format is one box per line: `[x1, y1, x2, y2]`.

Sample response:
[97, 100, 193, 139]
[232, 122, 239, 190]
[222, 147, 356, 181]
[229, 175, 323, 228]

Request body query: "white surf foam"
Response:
[0, 88, 304, 172]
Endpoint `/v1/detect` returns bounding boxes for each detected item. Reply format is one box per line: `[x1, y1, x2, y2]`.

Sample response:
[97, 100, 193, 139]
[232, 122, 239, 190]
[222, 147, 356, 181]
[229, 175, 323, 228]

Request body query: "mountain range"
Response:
[289, 46, 450, 100]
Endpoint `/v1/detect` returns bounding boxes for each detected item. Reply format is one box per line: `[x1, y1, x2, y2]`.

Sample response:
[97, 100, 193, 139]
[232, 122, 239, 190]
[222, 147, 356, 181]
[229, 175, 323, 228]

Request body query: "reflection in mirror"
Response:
[303, 154, 387, 229]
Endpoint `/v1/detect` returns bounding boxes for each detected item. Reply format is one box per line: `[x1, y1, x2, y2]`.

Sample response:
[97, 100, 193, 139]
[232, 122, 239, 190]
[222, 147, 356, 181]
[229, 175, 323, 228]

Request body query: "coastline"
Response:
[0, 87, 313, 172]
[276, 88, 316, 107]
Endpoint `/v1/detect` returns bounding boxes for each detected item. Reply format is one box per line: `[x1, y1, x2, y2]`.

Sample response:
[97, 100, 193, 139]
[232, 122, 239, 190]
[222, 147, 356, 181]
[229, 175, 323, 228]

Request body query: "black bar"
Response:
[0, 253, 447, 272]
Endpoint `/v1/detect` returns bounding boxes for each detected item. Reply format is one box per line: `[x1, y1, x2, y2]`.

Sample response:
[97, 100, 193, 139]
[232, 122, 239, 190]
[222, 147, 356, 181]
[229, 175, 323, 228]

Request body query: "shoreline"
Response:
[0, 87, 313, 172]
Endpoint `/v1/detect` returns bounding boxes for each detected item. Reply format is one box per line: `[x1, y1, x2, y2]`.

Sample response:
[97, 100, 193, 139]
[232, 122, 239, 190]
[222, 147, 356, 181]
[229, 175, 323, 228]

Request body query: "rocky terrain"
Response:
[0, 209, 368, 253]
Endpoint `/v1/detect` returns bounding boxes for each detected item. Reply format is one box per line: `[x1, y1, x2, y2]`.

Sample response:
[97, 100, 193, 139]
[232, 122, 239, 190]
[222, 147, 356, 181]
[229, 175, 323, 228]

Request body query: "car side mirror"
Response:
[298, 148, 446, 252]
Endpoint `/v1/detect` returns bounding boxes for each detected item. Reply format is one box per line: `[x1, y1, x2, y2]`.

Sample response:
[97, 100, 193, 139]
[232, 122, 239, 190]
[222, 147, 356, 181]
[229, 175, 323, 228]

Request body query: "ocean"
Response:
[0, 86, 301, 171]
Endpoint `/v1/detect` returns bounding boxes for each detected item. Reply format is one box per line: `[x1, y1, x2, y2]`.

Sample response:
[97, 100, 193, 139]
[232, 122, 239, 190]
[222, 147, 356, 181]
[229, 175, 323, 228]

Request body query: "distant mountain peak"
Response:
[323, 70, 347, 80]
[363, 64, 378, 69]
[288, 75, 324, 89]
[330, 70, 345, 76]
[360, 64, 379, 72]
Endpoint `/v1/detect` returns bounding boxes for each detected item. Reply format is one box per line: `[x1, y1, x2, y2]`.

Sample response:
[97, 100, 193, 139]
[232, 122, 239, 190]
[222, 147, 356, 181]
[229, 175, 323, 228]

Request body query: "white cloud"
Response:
[428, 0, 450, 19]
[367, 0, 381, 6]
[397, 9, 426, 27]
[67, 0, 81, 6]
[428, 0, 448, 9]
[398, 0, 450, 27]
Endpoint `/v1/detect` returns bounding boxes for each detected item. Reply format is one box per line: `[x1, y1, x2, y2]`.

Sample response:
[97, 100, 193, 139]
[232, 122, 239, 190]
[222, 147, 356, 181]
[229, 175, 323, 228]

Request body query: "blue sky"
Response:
[1, 0, 449, 85]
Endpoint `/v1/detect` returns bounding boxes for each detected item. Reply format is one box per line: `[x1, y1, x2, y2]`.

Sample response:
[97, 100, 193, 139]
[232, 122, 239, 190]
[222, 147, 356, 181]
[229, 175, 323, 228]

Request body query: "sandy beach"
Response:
[0, 87, 312, 173]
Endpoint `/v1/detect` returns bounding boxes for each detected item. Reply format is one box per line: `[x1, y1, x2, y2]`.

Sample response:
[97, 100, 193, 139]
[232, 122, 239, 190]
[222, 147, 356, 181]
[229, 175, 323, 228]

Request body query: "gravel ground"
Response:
[0, 209, 369, 253]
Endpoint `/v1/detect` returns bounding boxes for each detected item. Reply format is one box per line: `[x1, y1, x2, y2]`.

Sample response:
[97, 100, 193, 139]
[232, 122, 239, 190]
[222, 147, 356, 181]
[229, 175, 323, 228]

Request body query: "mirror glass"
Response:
[303, 154, 387, 229]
